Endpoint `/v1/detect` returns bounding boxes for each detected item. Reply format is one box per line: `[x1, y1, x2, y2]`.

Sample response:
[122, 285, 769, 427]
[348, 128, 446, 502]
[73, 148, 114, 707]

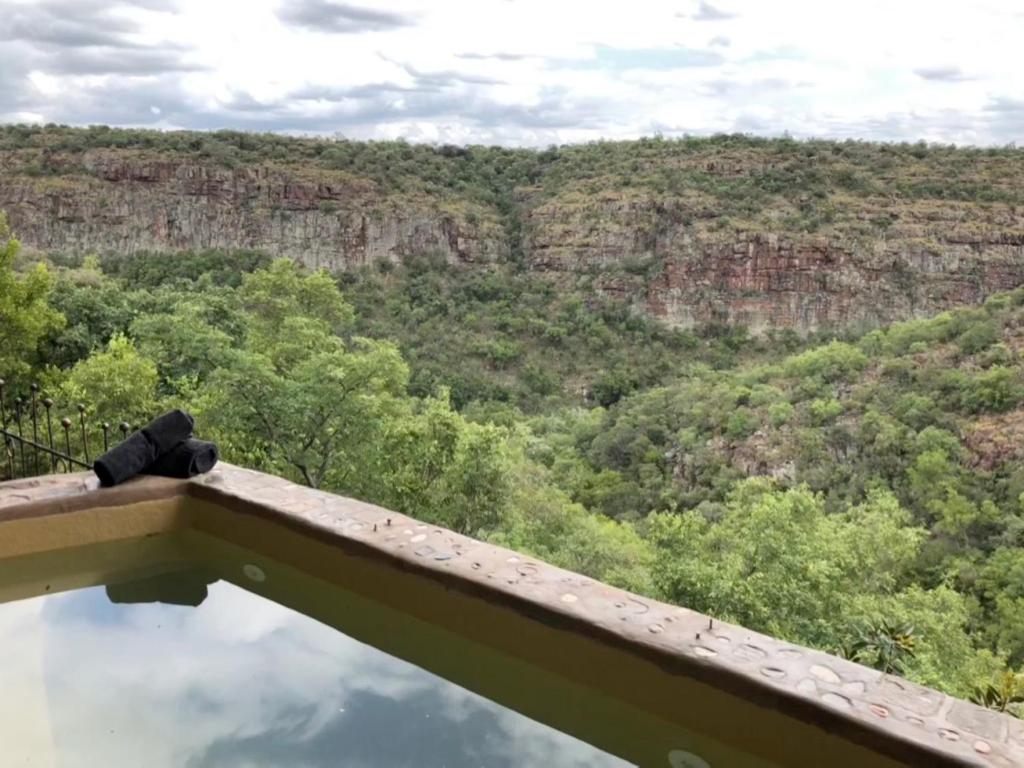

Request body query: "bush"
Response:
[957, 321, 999, 356]
[961, 367, 1024, 413]
[784, 341, 867, 383]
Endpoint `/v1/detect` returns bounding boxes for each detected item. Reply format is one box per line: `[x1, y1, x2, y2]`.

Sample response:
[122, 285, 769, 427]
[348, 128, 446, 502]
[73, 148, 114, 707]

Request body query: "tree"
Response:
[368, 394, 512, 535]
[200, 336, 408, 490]
[0, 212, 64, 383]
[648, 480, 922, 648]
[132, 307, 234, 392]
[59, 334, 159, 428]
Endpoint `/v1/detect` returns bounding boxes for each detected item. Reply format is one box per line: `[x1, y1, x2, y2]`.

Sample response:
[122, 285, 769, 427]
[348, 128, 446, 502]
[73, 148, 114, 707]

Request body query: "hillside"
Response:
[4, 125, 1024, 713]
[3, 125, 1024, 334]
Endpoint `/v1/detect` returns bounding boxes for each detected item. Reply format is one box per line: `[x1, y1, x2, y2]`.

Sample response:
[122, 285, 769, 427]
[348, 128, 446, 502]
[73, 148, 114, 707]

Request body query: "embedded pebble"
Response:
[797, 678, 817, 695]
[734, 643, 767, 661]
[809, 664, 842, 685]
[822, 692, 852, 709]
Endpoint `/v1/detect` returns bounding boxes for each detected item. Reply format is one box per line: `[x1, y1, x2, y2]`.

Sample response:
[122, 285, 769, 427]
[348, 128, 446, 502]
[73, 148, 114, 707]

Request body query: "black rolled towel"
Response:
[145, 438, 219, 479]
[93, 431, 158, 487]
[93, 409, 195, 487]
[142, 409, 195, 455]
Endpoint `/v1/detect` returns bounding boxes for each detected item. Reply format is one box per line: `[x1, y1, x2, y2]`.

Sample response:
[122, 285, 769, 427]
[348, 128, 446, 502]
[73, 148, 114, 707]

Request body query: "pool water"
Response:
[0, 568, 630, 767]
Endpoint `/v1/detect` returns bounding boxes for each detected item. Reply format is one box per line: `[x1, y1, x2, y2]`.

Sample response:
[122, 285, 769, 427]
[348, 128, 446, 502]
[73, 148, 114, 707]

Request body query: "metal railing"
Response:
[0, 378, 132, 481]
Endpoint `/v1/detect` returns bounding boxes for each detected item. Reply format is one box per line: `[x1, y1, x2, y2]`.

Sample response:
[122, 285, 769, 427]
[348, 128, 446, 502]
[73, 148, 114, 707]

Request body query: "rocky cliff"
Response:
[3, 128, 1024, 334]
[0, 150, 506, 270]
[524, 192, 1024, 333]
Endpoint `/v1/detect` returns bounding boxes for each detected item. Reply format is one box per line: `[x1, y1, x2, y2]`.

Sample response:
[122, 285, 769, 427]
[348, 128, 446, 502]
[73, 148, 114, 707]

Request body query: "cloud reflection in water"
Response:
[0, 579, 630, 767]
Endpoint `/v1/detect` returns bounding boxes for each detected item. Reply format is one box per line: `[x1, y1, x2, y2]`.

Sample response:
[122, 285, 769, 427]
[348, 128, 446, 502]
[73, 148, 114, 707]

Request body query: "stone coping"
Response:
[1, 465, 1022, 767]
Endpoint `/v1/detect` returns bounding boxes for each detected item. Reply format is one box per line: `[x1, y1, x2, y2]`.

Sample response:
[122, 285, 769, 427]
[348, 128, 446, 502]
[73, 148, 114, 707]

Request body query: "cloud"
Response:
[559, 45, 724, 71]
[206, 83, 606, 136]
[0, 0, 1018, 147]
[913, 66, 973, 82]
[701, 77, 794, 97]
[45, 48, 203, 76]
[276, 0, 413, 33]
[0, 0, 196, 80]
[457, 52, 530, 61]
[987, 96, 1024, 114]
[693, 2, 736, 21]
[0, 0, 179, 48]
[1, 580, 625, 768]
[400, 62, 505, 87]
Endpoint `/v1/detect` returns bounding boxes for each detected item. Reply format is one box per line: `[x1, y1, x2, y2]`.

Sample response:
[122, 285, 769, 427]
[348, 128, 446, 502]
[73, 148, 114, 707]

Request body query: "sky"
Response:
[0, 0, 1020, 147]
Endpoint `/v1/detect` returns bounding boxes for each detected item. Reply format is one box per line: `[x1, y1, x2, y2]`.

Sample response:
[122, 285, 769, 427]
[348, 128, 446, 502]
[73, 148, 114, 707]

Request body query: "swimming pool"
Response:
[0, 467, 1015, 767]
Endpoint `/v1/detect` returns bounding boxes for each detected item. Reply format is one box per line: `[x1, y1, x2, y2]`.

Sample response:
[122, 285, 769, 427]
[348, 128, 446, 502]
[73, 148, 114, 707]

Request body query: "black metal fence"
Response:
[0, 378, 132, 482]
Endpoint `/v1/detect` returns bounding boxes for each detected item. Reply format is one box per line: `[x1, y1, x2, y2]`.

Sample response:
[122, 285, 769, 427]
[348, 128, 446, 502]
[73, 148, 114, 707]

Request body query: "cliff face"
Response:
[524, 193, 1024, 332]
[0, 151, 506, 270]
[3, 137, 1024, 334]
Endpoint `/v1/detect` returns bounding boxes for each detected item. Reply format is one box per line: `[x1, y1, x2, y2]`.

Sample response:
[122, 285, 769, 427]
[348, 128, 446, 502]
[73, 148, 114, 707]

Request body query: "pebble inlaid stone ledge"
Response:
[2, 465, 1023, 767]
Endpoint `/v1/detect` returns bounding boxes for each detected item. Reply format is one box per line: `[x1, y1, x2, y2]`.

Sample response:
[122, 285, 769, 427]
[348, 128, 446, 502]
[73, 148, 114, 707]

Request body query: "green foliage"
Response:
[957, 321, 999, 356]
[100, 250, 272, 289]
[59, 334, 158, 426]
[343, 257, 740, 413]
[44, 273, 143, 369]
[960, 367, 1024, 413]
[0, 213, 64, 383]
[784, 340, 868, 383]
[971, 671, 1024, 717]
[7, 197, 1024, 708]
[648, 482, 923, 647]
[840, 619, 917, 674]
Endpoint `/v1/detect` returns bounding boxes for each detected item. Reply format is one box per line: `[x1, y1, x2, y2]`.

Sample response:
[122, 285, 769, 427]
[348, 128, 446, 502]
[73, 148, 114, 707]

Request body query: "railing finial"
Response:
[0, 377, 129, 480]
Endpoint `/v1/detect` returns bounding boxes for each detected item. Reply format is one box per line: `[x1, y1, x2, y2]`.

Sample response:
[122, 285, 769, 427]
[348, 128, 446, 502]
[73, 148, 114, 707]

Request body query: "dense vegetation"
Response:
[2, 191, 1024, 716]
[4, 124, 1024, 243]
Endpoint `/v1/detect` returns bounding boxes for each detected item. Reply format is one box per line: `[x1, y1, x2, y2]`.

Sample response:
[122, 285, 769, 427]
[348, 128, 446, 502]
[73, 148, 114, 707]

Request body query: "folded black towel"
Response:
[145, 438, 219, 479]
[93, 431, 157, 487]
[93, 409, 195, 487]
[142, 409, 195, 455]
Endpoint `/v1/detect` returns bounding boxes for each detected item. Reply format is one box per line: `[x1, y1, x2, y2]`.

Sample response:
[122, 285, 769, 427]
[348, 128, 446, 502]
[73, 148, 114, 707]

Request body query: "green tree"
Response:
[648, 481, 922, 648]
[59, 333, 159, 427]
[0, 212, 64, 383]
[200, 336, 408, 490]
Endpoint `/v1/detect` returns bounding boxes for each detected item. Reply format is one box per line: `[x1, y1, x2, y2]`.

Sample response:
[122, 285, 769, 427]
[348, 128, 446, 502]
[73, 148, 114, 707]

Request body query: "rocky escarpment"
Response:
[3, 139, 1024, 334]
[0, 150, 505, 269]
[524, 192, 1024, 332]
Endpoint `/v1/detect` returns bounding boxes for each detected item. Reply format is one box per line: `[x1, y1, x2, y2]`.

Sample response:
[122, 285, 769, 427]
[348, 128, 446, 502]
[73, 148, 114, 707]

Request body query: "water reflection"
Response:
[0, 572, 630, 767]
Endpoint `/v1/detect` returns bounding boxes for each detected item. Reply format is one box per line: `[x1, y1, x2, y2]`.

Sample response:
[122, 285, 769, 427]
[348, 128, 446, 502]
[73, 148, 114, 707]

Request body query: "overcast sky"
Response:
[0, 0, 1020, 146]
